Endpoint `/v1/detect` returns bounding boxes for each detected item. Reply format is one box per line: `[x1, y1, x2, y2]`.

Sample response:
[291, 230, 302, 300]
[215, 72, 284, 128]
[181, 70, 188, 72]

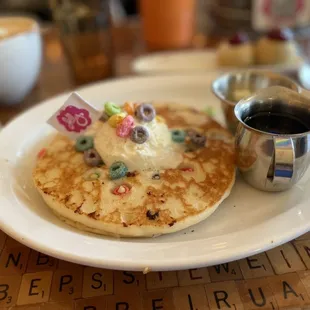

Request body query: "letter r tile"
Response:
[205, 281, 244, 310]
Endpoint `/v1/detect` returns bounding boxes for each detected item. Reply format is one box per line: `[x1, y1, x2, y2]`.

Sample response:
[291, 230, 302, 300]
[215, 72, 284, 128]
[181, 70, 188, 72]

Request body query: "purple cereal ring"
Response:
[135, 103, 156, 122]
[130, 126, 149, 144]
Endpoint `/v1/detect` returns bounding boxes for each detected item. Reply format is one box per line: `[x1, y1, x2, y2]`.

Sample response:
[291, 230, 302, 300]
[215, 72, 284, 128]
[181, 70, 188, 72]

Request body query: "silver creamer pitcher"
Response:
[234, 86, 310, 192]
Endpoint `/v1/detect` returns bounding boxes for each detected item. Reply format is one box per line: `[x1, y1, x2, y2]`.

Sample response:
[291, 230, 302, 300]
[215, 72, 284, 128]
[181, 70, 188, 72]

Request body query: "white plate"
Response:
[298, 63, 310, 89]
[132, 50, 303, 75]
[0, 73, 309, 272]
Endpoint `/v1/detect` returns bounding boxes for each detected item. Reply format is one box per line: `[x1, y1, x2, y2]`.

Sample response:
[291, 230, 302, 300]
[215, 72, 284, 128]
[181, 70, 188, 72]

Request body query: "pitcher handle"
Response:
[271, 137, 295, 184]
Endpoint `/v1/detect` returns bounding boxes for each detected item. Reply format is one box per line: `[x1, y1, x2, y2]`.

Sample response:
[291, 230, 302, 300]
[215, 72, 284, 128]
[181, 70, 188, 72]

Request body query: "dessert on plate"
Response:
[255, 29, 298, 65]
[217, 32, 254, 67]
[33, 101, 236, 238]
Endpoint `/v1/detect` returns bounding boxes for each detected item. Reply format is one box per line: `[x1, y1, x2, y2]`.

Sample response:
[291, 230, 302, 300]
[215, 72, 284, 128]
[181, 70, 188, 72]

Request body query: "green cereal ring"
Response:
[104, 102, 121, 117]
[109, 161, 128, 180]
[75, 136, 94, 152]
[171, 129, 186, 143]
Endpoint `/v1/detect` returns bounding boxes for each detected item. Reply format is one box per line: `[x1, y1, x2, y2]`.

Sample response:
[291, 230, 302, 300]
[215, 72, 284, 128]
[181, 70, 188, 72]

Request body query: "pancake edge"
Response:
[36, 169, 235, 238]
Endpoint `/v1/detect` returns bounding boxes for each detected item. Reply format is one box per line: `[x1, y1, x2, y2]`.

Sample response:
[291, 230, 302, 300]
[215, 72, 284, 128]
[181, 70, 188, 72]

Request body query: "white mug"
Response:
[0, 16, 42, 105]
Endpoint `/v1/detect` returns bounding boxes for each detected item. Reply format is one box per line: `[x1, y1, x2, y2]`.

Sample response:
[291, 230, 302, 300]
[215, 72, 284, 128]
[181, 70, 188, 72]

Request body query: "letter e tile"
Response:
[17, 271, 53, 305]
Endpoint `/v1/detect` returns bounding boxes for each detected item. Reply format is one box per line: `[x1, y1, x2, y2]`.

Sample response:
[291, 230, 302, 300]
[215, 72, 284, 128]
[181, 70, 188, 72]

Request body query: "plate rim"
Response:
[132, 49, 303, 75]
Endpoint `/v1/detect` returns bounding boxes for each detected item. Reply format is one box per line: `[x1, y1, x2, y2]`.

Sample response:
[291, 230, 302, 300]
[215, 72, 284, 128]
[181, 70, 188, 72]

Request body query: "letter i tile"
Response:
[266, 244, 306, 274]
[173, 285, 209, 310]
[146, 271, 178, 290]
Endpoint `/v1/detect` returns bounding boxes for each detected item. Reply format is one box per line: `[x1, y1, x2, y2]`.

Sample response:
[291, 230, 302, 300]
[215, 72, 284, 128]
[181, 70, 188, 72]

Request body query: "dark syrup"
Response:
[244, 112, 309, 134]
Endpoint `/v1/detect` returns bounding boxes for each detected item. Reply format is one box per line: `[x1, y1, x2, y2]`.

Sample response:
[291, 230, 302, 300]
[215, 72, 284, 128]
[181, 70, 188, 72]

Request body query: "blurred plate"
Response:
[298, 63, 310, 89]
[132, 50, 303, 75]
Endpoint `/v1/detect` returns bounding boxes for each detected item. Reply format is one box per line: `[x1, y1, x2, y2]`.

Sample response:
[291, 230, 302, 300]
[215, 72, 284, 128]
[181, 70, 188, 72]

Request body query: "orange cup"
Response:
[139, 0, 196, 51]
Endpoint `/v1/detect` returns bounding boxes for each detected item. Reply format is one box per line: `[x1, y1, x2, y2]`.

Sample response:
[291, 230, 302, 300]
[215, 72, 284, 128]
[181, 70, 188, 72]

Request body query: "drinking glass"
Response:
[49, 0, 114, 85]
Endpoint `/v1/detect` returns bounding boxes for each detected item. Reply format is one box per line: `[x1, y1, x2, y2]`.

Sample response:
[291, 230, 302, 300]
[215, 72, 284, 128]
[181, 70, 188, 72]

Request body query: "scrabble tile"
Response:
[0, 275, 21, 307]
[208, 262, 243, 282]
[238, 253, 274, 279]
[173, 285, 209, 310]
[26, 251, 58, 273]
[106, 292, 142, 310]
[114, 270, 146, 295]
[82, 267, 113, 298]
[267, 273, 310, 309]
[17, 271, 53, 305]
[236, 279, 278, 310]
[0, 244, 30, 275]
[75, 296, 107, 309]
[266, 244, 306, 274]
[205, 281, 244, 310]
[0, 231, 7, 255]
[295, 231, 310, 241]
[298, 270, 310, 297]
[143, 288, 175, 310]
[40, 301, 74, 309]
[49, 266, 83, 302]
[146, 271, 178, 290]
[177, 268, 211, 286]
[294, 240, 310, 269]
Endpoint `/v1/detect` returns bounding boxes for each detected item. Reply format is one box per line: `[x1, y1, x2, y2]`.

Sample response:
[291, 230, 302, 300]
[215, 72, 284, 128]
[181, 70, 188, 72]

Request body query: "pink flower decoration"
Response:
[56, 105, 92, 133]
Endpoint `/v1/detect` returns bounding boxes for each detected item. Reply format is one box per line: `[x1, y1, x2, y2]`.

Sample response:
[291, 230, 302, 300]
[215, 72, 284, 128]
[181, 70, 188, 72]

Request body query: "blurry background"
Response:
[1, 0, 310, 123]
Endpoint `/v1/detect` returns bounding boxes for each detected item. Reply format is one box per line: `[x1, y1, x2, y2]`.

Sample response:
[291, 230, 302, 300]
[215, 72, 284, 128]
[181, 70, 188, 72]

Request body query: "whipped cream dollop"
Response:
[94, 118, 183, 172]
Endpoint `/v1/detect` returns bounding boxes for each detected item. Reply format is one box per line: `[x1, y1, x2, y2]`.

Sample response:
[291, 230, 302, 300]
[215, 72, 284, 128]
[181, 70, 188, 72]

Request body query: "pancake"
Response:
[33, 103, 236, 237]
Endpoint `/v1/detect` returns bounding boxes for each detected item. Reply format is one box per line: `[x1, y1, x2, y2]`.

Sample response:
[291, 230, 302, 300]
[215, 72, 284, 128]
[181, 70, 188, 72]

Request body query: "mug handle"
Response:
[271, 137, 295, 184]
